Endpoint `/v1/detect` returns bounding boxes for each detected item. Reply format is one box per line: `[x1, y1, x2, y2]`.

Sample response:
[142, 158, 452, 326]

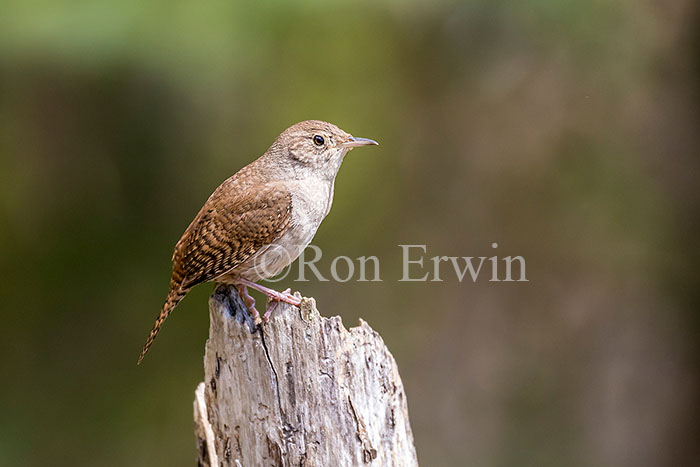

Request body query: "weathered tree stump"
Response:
[193, 284, 418, 466]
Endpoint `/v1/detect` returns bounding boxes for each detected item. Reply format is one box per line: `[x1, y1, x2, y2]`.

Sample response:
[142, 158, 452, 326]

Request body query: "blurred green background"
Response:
[1, 1, 699, 466]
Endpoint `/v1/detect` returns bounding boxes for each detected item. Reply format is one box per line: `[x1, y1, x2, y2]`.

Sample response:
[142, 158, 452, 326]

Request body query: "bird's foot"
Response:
[237, 279, 301, 324]
[236, 284, 262, 325]
[238, 279, 301, 307]
[263, 288, 292, 322]
[269, 287, 300, 306]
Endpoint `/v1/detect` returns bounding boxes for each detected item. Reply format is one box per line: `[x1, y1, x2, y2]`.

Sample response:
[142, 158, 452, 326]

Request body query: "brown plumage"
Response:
[138, 120, 378, 364]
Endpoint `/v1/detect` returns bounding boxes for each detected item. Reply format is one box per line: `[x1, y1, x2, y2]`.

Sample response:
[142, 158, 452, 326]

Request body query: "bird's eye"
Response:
[313, 135, 325, 146]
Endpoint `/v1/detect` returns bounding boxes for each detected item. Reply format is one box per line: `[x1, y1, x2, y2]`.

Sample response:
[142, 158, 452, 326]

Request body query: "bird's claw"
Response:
[263, 288, 298, 322]
[272, 287, 301, 306]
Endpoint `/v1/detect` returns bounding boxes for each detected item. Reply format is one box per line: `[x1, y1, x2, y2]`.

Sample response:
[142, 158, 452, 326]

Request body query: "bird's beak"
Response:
[343, 136, 379, 148]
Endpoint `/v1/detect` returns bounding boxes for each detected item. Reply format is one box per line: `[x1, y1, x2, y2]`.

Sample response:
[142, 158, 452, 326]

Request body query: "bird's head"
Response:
[272, 120, 378, 179]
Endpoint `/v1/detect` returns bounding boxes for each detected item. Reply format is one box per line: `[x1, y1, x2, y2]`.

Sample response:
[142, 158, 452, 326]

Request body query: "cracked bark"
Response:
[193, 284, 418, 466]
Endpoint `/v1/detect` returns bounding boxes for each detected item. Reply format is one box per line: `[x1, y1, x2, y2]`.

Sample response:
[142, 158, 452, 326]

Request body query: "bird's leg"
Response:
[235, 284, 262, 324]
[237, 278, 301, 306]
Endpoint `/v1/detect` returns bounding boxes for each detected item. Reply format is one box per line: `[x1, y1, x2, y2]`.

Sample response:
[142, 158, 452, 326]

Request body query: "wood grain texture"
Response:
[193, 285, 418, 466]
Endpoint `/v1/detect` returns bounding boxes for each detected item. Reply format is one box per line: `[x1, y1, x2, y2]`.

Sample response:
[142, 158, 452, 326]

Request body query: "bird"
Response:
[137, 120, 378, 364]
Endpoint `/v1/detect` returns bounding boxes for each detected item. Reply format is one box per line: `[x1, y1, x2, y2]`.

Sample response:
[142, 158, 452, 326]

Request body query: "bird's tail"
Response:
[137, 285, 188, 365]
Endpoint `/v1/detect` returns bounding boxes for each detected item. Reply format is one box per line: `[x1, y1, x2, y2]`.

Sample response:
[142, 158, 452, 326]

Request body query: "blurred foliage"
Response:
[1, 1, 699, 466]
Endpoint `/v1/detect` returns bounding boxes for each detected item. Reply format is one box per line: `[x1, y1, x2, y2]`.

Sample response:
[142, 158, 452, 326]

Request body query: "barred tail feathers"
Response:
[137, 287, 188, 365]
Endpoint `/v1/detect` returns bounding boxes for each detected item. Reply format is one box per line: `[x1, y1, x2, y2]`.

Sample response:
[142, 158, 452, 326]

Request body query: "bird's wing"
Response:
[172, 182, 293, 289]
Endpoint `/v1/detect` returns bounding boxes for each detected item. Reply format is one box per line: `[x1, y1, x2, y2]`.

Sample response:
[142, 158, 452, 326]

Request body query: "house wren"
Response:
[138, 120, 378, 364]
